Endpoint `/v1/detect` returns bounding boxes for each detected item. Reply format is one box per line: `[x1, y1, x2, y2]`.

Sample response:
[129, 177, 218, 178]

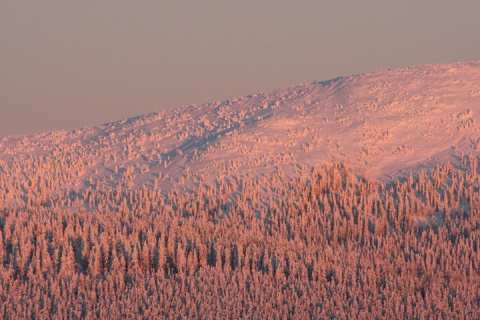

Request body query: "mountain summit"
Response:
[2, 62, 480, 318]
[1, 61, 480, 201]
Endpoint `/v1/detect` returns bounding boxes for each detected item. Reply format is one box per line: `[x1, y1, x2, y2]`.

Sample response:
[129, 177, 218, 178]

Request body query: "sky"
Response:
[1, 1, 480, 136]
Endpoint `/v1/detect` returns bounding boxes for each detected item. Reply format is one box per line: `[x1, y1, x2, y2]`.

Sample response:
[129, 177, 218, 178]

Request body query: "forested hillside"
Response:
[1, 159, 479, 318]
[1, 61, 480, 318]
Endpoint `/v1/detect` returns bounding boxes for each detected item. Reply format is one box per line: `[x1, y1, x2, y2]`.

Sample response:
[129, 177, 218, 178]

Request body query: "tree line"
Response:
[0, 159, 480, 318]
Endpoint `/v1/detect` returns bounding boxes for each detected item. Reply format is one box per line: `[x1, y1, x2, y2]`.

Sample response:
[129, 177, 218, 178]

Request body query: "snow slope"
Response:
[1, 61, 480, 200]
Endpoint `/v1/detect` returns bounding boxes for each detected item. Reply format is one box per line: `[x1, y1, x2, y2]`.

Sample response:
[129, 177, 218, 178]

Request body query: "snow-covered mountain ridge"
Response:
[1, 61, 480, 202]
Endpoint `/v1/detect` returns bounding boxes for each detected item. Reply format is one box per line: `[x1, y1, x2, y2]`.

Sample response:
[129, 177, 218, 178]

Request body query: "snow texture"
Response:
[1, 61, 480, 195]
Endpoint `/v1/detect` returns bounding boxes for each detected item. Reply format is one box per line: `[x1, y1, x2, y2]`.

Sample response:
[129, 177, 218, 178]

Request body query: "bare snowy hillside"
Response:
[1, 61, 480, 202]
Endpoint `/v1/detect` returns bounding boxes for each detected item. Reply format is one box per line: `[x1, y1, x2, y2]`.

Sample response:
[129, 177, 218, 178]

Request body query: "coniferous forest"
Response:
[0, 157, 480, 318]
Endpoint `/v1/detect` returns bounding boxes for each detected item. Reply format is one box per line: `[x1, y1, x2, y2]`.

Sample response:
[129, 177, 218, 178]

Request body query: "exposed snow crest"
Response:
[1, 61, 480, 198]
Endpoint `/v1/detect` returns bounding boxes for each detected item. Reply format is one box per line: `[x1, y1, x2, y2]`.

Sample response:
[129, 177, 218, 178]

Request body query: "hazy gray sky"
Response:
[1, 1, 479, 136]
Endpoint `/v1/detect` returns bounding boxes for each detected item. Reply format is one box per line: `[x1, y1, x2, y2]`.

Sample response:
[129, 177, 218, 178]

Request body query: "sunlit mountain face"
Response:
[1, 61, 480, 318]
[2, 61, 480, 203]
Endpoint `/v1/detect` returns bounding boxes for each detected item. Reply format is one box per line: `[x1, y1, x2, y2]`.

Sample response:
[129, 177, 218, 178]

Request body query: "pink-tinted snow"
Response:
[1, 61, 479, 196]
